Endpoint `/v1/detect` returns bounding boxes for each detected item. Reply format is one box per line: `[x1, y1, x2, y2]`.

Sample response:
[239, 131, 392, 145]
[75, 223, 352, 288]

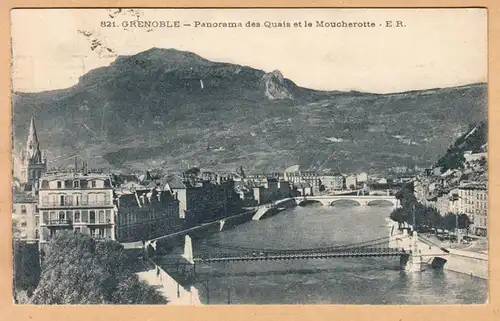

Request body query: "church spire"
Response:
[26, 116, 42, 163]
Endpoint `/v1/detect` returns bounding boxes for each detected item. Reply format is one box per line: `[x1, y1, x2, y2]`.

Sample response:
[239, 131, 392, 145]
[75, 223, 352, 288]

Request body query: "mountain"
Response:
[12, 48, 488, 174]
[435, 121, 488, 172]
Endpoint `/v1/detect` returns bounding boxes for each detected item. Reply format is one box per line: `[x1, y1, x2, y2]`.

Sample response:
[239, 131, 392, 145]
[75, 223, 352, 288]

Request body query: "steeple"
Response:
[26, 116, 42, 164]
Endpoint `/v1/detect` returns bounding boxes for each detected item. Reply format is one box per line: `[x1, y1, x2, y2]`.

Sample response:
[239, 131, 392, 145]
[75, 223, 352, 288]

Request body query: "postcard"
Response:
[11, 8, 487, 305]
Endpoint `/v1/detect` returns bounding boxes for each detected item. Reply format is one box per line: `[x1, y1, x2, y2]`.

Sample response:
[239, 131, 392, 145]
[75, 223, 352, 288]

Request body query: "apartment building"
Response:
[38, 172, 116, 250]
[12, 192, 39, 243]
[115, 188, 182, 243]
[165, 175, 241, 225]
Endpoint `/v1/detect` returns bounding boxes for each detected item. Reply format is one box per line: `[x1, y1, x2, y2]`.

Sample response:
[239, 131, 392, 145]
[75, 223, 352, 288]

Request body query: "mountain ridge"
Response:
[12, 48, 488, 175]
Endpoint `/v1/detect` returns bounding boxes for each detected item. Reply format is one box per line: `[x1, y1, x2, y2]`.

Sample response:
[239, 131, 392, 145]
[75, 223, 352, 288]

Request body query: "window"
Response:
[91, 180, 96, 188]
[57, 181, 62, 189]
[73, 180, 80, 188]
[88, 194, 96, 205]
[35, 216, 39, 227]
[42, 212, 49, 224]
[81, 210, 89, 223]
[98, 210, 105, 223]
[74, 211, 81, 223]
[90, 211, 96, 223]
[34, 205, 39, 213]
[74, 194, 82, 205]
[105, 210, 111, 223]
[20, 221, 27, 227]
[59, 211, 65, 221]
[74, 227, 81, 233]
[60, 195, 65, 206]
[66, 211, 73, 222]
[35, 229, 39, 239]
[21, 205, 27, 214]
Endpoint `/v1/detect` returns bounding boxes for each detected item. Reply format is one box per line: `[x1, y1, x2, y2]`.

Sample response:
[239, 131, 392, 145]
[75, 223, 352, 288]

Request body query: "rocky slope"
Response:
[12, 48, 488, 174]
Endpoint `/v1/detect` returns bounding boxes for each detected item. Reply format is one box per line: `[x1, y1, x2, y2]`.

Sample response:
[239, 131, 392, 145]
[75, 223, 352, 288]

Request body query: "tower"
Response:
[20, 117, 47, 187]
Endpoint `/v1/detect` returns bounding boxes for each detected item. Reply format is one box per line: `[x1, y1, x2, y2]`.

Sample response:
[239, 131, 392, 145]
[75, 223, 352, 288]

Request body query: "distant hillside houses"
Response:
[413, 126, 488, 237]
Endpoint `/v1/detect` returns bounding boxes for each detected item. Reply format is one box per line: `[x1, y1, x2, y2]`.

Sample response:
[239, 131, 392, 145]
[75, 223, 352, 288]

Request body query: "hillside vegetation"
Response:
[12, 48, 488, 174]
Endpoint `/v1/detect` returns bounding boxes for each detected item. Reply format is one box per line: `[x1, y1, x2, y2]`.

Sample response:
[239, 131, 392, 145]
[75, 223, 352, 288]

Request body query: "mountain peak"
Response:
[114, 47, 213, 67]
[261, 69, 294, 100]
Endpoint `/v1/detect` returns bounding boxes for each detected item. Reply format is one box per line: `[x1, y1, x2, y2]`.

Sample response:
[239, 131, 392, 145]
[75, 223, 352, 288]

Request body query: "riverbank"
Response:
[136, 259, 202, 305]
[252, 198, 297, 220]
[122, 209, 257, 250]
[131, 206, 282, 304]
[387, 219, 488, 279]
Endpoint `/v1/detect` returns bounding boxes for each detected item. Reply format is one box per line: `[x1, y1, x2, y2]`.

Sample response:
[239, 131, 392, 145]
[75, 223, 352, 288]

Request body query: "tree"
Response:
[30, 231, 167, 304]
[390, 207, 410, 228]
[442, 213, 457, 231]
[457, 213, 472, 230]
[13, 241, 41, 294]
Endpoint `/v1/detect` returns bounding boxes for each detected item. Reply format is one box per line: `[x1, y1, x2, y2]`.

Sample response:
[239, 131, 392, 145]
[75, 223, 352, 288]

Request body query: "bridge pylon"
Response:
[182, 235, 195, 265]
[404, 231, 424, 272]
[219, 219, 226, 232]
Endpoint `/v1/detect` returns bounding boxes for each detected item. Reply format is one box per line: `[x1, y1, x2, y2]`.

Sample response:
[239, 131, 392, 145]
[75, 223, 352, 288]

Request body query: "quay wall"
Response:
[122, 209, 257, 250]
[252, 198, 297, 220]
[388, 220, 488, 279]
[137, 260, 202, 305]
[443, 249, 488, 279]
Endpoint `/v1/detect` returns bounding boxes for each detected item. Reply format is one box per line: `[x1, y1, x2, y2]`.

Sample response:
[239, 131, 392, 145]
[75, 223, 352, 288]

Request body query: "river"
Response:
[162, 204, 487, 304]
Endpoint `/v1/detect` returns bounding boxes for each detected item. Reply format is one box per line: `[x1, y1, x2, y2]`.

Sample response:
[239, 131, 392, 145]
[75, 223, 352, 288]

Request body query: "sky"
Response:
[11, 8, 487, 93]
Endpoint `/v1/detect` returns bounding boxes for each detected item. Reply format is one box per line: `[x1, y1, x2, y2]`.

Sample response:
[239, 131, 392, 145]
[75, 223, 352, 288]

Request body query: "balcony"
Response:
[92, 235, 113, 241]
[87, 219, 113, 226]
[45, 219, 72, 227]
[39, 201, 113, 209]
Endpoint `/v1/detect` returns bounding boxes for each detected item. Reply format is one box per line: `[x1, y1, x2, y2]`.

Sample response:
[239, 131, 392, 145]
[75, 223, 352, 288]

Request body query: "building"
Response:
[295, 183, 313, 196]
[115, 188, 182, 243]
[463, 151, 487, 164]
[278, 180, 292, 198]
[435, 191, 452, 215]
[12, 192, 39, 243]
[345, 175, 357, 190]
[458, 183, 488, 236]
[19, 117, 47, 189]
[38, 171, 116, 251]
[356, 172, 368, 183]
[286, 171, 321, 192]
[165, 175, 241, 225]
[319, 173, 344, 191]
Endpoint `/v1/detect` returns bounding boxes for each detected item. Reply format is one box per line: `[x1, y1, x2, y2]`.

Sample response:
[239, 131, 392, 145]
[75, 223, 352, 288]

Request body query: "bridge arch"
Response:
[298, 199, 324, 206]
[429, 257, 448, 269]
[367, 199, 397, 207]
[329, 199, 362, 207]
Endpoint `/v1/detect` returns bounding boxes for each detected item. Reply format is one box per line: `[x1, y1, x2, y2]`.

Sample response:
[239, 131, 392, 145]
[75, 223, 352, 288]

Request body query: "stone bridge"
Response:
[295, 195, 400, 207]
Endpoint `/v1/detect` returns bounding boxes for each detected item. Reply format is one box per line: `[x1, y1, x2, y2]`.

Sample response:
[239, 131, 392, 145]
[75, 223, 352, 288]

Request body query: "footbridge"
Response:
[179, 233, 434, 273]
[295, 195, 400, 207]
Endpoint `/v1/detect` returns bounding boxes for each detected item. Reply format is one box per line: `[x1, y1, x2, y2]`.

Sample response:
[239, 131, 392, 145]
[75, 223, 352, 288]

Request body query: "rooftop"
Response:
[41, 171, 112, 180]
[13, 192, 36, 203]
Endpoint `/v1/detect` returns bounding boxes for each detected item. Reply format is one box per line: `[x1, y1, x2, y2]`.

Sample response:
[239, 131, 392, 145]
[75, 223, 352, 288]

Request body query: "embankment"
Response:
[122, 209, 257, 250]
[388, 220, 488, 279]
[252, 198, 297, 220]
[419, 236, 488, 279]
[136, 260, 202, 305]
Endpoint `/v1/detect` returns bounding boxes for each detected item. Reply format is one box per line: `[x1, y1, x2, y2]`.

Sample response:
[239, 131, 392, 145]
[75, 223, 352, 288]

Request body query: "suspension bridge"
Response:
[183, 235, 410, 264]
